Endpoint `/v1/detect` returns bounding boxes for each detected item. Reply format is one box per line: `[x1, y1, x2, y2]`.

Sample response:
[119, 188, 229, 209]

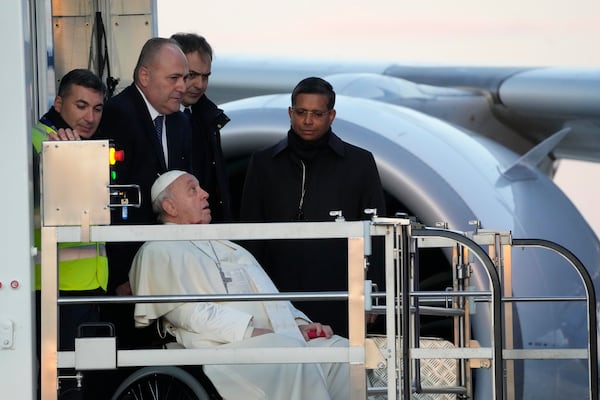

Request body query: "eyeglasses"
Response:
[290, 107, 331, 119]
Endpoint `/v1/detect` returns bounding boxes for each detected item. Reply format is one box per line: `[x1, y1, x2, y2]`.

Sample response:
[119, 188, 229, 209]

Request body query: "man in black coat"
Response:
[96, 37, 192, 348]
[240, 77, 386, 337]
[171, 33, 232, 222]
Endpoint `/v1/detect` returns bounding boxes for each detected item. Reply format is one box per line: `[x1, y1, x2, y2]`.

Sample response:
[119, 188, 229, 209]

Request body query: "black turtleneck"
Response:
[39, 106, 71, 130]
[287, 128, 332, 162]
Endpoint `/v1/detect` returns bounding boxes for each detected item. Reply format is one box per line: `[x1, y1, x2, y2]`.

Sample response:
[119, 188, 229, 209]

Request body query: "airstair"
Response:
[39, 140, 598, 399]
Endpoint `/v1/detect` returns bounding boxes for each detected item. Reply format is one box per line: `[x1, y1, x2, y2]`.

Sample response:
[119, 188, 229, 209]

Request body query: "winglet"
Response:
[500, 127, 571, 181]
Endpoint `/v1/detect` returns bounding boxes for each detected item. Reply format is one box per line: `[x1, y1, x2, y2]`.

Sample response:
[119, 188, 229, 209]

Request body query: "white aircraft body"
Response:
[214, 63, 600, 399]
[1, 0, 599, 399]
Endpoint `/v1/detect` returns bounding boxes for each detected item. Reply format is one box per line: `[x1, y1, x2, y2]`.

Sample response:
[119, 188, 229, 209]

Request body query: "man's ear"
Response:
[138, 65, 150, 88]
[162, 198, 177, 217]
[54, 96, 63, 113]
[328, 109, 336, 125]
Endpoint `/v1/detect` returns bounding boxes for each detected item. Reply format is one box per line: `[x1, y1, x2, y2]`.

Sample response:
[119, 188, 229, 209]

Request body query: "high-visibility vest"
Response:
[33, 121, 108, 291]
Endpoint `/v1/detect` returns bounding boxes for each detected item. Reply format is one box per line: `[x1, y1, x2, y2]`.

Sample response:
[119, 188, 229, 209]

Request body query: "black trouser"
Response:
[36, 287, 105, 400]
[35, 287, 105, 355]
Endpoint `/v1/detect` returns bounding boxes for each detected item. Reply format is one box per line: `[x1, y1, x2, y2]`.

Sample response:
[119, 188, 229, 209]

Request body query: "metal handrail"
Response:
[512, 238, 598, 400]
[42, 221, 371, 400]
[412, 228, 504, 400]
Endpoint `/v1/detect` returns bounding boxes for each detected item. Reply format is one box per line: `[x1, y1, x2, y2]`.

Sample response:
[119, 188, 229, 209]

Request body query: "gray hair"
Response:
[133, 37, 181, 83]
[152, 187, 171, 222]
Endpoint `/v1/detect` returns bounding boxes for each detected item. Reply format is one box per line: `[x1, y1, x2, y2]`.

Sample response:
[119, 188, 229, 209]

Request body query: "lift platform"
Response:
[39, 140, 598, 399]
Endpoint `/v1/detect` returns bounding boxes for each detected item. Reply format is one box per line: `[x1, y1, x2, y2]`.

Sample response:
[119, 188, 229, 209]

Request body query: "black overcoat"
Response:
[240, 131, 385, 336]
[189, 95, 232, 222]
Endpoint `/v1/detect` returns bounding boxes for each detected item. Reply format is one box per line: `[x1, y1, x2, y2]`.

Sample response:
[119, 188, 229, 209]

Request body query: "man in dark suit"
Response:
[171, 33, 233, 222]
[96, 37, 192, 348]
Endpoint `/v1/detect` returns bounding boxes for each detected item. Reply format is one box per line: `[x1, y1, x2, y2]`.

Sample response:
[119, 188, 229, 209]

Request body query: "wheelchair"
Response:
[110, 366, 215, 400]
[57, 321, 223, 400]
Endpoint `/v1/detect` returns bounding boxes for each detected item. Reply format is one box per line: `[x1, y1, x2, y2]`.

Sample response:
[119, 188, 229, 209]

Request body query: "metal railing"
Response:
[40, 217, 599, 399]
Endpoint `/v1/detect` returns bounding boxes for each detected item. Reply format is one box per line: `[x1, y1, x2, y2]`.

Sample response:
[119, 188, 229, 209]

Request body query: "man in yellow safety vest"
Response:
[32, 68, 108, 352]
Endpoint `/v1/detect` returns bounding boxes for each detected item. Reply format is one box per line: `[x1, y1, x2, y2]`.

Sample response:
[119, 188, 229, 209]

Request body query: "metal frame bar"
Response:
[41, 221, 370, 400]
[41, 218, 599, 399]
[511, 238, 598, 400]
[412, 228, 504, 400]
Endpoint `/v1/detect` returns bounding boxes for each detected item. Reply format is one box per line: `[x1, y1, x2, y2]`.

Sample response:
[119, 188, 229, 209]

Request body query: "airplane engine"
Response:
[220, 93, 600, 399]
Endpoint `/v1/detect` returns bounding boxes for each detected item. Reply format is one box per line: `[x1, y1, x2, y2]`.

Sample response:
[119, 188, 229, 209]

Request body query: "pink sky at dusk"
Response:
[158, 0, 600, 67]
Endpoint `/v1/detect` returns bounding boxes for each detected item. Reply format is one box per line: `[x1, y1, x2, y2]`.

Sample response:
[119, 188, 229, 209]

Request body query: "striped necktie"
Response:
[154, 115, 164, 142]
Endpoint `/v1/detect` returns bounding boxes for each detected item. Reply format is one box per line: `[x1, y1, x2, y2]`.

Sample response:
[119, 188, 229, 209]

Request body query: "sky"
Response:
[157, 0, 600, 237]
[157, 0, 600, 67]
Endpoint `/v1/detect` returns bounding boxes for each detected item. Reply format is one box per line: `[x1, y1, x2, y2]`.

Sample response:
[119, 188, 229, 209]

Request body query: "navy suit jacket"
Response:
[97, 84, 192, 290]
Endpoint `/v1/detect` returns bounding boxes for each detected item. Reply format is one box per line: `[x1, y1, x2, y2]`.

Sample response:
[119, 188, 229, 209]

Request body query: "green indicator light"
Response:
[111, 171, 117, 180]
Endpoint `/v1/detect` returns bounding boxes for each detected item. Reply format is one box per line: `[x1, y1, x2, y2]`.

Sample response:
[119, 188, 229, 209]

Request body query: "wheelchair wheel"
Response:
[111, 366, 212, 400]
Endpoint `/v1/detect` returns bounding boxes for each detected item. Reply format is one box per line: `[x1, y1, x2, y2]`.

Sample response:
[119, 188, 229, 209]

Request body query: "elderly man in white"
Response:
[129, 170, 349, 400]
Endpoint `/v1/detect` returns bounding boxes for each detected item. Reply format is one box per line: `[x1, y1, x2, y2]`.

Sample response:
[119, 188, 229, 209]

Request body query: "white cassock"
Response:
[130, 239, 349, 400]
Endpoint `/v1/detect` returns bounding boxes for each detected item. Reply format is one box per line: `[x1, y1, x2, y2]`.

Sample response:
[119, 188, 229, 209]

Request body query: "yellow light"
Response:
[109, 147, 116, 165]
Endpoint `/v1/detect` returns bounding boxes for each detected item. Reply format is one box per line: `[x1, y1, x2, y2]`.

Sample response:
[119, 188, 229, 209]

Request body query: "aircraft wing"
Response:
[385, 65, 600, 162]
[210, 56, 600, 167]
